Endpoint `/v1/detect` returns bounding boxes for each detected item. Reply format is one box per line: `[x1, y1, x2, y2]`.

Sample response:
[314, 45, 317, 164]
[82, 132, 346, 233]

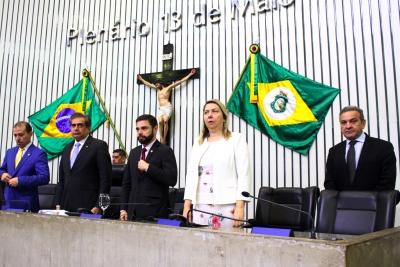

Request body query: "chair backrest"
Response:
[316, 190, 400, 235]
[168, 188, 177, 213]
[256, 186, 320, 231]
[38, 184, 57, 210]
[173, 188, 185, 215]
[111, 164, 125, 186]
[103, 186, 121, 219]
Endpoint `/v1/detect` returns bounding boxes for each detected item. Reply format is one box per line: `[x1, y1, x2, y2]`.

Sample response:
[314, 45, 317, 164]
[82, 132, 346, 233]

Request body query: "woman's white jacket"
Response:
[184, 132, 252, 205]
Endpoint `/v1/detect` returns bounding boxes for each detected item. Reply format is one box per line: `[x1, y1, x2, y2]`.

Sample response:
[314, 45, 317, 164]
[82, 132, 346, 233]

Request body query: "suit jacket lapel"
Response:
[354, 134, 371, 182]
[13, 145, 36, 175]
[135, 145, 144, 182]
[337, 141, 352, 187]
[145, 140, 160, 162]
[137, 140, 160, 182]
[70, 136, 92, 170]
[8, 147, 19, 176]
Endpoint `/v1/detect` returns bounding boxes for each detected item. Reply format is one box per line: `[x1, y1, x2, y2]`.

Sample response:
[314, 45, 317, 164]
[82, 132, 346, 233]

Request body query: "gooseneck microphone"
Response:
[186, 208, 258, 227]
[241, 191, 316, 239]
[0, 199, 31, 212]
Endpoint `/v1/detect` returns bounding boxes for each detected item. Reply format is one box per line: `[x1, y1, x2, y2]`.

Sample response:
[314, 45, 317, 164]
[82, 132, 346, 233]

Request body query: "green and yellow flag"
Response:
[227, 44, 340, 154]
[28, 78, 106, 159]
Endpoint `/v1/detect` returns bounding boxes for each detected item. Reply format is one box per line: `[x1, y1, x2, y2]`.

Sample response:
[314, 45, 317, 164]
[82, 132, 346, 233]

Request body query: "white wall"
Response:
[0, 0, 399, 224]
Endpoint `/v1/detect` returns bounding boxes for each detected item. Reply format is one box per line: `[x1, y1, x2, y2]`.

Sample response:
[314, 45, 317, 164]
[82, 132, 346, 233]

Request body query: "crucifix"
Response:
[137, 43, 200, 145]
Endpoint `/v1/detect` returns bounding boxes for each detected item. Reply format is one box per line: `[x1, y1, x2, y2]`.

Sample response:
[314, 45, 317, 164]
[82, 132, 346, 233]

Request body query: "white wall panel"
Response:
[1, 0, 400, 224]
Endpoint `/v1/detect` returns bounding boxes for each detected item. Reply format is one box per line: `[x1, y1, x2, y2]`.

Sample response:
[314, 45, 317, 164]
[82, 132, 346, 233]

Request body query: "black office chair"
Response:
[111, 164, 125, 186]
[255, 186, 320, 231]
[316, 190, 400, 235]
[168, 188, 177, 214]
[173, 188, 186, 215]
[101, 165, 125, 219]
[103, 186, 122, 219]
[38, 184, 57, 210]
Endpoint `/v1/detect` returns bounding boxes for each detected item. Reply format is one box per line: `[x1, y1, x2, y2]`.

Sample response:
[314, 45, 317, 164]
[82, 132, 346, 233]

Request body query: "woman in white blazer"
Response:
[183, 99, 251, 228]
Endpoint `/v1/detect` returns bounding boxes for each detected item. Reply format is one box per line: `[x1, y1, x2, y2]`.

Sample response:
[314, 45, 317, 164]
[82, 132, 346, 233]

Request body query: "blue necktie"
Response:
[70, 143, 81, 168]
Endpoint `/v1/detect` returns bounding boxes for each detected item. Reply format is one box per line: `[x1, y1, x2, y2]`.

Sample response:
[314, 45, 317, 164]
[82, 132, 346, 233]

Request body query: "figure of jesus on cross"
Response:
[137, 69, 196, 144]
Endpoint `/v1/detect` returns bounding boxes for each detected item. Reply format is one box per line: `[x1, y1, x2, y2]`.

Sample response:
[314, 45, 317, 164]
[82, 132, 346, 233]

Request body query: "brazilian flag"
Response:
[227, 44, 340, 155]
[28, 78, 106, 159]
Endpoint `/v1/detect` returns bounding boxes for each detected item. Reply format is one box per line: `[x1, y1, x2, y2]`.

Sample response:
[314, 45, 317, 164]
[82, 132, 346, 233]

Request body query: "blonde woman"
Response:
[183, 99, 251, 228]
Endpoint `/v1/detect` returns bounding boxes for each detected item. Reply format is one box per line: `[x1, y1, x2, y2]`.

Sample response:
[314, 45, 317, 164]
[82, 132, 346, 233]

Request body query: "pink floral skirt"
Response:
[193, 203, 236, 229]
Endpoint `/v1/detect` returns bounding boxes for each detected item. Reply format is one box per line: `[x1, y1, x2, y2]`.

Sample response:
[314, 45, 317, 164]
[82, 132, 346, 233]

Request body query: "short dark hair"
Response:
[339, 106, 365, 121]
[70, 112, 91, 128]
[14, 121, 32, 133]
[113, 149, 126, 158]
[136, 114, 158, 128]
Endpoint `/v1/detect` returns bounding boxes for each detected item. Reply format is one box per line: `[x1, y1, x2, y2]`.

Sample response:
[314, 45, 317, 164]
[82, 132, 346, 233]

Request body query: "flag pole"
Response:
[82, 69, 128, 157]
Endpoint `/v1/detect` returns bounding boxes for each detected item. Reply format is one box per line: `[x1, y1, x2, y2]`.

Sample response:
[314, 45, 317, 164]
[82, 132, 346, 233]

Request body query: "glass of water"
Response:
[99, 193, 110, 217]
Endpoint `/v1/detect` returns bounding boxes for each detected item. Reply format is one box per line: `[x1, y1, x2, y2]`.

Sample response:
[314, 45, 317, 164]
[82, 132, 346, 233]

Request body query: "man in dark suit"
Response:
[325, 106, 397, 191]
[120, 114, 177, 221]
[0, 122, 50, 212]
[54, 113, 111, 213]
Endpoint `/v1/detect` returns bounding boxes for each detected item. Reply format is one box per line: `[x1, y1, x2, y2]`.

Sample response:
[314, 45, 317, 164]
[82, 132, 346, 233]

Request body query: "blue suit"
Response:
[0, 144, 50, 212]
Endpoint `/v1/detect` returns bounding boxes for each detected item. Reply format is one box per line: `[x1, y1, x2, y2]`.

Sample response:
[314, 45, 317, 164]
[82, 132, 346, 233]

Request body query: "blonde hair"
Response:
[198, 99, 232, 145]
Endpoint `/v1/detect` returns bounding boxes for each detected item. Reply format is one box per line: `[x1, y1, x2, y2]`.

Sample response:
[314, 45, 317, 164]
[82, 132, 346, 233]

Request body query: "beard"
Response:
[137, 132, 154, 145]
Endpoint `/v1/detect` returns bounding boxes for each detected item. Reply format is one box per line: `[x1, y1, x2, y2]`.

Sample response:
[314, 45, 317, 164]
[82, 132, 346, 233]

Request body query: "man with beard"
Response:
[119, 114, 177, 221]
[137, 69, 196, 145]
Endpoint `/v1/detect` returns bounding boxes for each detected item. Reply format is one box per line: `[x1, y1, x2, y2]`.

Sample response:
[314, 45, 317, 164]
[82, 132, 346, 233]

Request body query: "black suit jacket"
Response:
[325, 134, 397, 191]
[121, 140, 177, 220]
[54, 136, 112, 212]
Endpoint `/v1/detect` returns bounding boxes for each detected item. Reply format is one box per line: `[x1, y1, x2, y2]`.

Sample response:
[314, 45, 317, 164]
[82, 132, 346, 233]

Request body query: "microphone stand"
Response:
[242, 191, 316, 239]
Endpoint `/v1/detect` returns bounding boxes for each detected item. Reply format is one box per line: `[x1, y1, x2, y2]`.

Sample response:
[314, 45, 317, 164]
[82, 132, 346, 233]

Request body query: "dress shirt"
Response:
[345, 132, 365, 168]
[140, 139, 156, 172]
[70, 135, 89, 158]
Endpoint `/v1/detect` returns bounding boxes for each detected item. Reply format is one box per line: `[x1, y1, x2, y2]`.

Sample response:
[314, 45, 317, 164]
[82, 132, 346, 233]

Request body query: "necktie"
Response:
[70, 143, 81, 168]
[347, 140, 358, 183]
[141, 147, 147, 160]
[140, 148, 147, 173]
[15, 148, 24, 167]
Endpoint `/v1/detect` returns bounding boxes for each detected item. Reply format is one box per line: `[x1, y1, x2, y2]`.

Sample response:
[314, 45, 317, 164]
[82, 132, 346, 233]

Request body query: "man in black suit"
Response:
[54, 113, 112, 213]
[120, 114, 177, 221]
[325, 106, 397, 191]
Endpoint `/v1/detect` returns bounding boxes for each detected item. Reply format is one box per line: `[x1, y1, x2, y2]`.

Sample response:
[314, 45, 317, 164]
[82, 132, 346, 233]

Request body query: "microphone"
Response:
[186, 208, 258, 227]
[241, 191, 316, 239]
[0, 199, 31, 212]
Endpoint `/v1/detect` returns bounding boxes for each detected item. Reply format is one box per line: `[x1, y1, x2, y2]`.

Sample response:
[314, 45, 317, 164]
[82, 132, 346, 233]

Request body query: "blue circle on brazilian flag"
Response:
[56, 108, 76, 133]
